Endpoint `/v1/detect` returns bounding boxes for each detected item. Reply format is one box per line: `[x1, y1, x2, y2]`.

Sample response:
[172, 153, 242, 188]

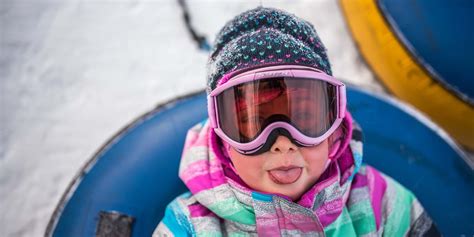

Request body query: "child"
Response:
[154, 7, 439, 236]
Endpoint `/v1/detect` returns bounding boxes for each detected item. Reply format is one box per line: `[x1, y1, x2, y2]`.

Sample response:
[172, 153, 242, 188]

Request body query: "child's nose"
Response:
[270, 136, 297, 154]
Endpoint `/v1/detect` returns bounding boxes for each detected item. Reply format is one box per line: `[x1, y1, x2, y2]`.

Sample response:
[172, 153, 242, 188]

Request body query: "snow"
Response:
[1, 0, 385, 236]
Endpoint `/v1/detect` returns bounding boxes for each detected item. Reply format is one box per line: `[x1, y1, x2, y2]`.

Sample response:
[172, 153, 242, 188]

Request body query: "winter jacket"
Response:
[153, 113, 439, 236]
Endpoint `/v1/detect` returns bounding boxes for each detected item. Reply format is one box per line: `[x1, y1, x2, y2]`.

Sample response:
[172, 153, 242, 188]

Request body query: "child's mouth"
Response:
[268, 167, 302, 184]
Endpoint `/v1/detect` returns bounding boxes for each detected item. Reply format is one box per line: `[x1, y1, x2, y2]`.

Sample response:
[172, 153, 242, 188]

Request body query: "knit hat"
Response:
[206, 7, 332, 93]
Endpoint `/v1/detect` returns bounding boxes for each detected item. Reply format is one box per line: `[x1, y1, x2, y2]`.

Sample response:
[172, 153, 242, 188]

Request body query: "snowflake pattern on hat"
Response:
[207, 7, 332, 92]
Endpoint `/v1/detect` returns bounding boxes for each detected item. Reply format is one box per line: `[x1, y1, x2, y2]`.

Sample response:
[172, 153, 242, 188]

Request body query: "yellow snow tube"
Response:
[339, 0, 474, 150]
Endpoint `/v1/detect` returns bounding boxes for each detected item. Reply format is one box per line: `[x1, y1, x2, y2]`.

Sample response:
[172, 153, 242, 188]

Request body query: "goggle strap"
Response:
[208, 95, 217, 128]
[338, 84, 347, 119]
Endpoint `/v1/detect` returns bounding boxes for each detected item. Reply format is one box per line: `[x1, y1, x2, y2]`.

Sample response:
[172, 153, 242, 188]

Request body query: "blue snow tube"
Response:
[378, 0, 473, 101]
[46, 86, 473, 237]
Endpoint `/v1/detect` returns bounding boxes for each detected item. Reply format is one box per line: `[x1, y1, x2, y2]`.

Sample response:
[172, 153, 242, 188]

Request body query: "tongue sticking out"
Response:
[268, 167, 302, 184]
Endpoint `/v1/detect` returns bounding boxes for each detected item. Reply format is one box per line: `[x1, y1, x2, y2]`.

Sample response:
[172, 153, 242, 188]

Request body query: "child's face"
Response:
[228, 135, 329, 201]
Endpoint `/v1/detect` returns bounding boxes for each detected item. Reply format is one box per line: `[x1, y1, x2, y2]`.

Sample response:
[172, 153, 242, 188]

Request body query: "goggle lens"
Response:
[216, 77, 338, 143]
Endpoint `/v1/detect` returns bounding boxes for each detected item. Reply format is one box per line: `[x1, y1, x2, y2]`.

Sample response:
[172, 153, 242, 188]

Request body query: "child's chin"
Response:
[267, 181, 307, 201]
[279, 188, 305, 201]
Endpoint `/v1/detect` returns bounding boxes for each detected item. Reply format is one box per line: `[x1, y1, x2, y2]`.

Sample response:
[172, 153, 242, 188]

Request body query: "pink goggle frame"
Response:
[208, 65, 347, 155]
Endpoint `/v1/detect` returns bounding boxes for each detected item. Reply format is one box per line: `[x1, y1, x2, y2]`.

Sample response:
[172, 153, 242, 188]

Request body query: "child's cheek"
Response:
[228, 149, 268, 185]
[298, 140, 329, 173]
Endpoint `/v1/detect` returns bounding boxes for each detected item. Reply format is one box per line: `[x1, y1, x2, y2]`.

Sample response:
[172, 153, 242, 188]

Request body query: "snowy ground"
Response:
[1, 0, 415, 236]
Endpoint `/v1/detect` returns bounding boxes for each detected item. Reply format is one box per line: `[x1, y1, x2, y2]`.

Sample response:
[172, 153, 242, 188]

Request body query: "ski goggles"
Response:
[208, 65, 346, 155]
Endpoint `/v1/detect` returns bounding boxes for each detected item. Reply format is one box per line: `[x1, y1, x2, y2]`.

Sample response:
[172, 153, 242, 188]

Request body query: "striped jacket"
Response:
[153, 114, 439, 236]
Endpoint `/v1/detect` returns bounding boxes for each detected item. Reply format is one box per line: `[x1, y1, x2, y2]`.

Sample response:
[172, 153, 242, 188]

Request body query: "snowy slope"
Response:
[0, 0, 381, 236]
